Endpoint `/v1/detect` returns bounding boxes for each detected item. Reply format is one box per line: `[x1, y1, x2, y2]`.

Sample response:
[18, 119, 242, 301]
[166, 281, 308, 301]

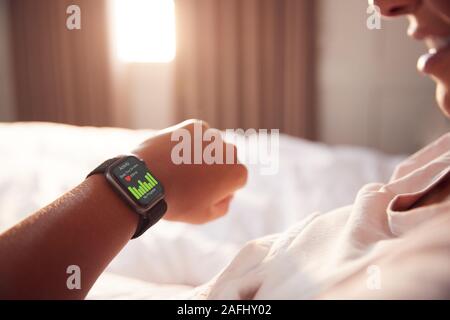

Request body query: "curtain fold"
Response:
[8, 0, 113, 126]
[175, 0, 316, 138]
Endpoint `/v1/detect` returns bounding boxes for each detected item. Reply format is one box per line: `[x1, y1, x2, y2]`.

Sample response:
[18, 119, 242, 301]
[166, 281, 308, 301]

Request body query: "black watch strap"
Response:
[87, 157, 121, 177]
[132, 199, 167, 238]
[87, 157, 166, 239]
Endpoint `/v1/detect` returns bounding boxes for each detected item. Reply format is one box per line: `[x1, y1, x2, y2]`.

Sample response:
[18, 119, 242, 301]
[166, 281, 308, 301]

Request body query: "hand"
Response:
[132, 120, 248, 224]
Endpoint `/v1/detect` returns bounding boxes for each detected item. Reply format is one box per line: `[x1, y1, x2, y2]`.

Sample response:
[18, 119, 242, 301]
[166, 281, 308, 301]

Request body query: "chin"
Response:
[436, 84, 450, 118]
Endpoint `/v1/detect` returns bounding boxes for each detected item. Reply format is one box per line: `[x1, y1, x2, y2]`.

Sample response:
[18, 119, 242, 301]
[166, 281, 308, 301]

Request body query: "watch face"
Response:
[111, 156, 164, 208]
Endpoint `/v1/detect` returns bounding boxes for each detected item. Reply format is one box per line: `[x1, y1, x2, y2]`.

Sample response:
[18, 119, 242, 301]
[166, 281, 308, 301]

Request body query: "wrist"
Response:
[84, 174, 139, 239]
[132, 150, 174, 214]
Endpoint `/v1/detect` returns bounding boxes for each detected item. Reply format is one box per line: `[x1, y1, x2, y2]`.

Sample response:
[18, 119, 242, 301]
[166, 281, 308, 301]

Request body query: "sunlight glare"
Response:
[112, 0, 176, 63]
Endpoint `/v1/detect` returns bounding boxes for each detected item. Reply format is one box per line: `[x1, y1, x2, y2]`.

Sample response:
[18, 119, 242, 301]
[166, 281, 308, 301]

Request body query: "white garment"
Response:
[189, 134, 450, 299]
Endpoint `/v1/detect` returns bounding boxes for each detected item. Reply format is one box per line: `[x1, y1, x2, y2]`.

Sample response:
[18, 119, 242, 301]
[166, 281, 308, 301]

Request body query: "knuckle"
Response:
[224, 143, 238, 160]
[208, 127, 222, 138]
[183, 119, 210, 131]
[235, 163, 248, 186]
[200, 120, 211, 130]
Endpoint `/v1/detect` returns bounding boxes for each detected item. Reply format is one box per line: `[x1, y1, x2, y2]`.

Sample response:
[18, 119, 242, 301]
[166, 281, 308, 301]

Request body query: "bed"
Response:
[0, 122, 404, 299]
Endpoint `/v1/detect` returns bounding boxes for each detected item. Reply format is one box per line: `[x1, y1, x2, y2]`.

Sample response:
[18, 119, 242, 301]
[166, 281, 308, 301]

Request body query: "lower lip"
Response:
[418, 45, 450, 74]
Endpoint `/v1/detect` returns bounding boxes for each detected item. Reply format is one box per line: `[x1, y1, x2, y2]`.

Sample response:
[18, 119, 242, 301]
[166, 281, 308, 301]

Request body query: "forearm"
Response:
[0, 175, 138, 299]
[0, 120, 247, 299]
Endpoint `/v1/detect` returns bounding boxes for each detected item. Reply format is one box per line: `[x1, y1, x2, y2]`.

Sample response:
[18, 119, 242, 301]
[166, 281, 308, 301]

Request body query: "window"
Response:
[112, 0, 176, 63]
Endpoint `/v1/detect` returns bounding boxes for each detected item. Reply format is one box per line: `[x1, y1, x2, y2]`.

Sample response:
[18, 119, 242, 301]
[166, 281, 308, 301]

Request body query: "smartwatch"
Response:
[87, 155, 167, 239]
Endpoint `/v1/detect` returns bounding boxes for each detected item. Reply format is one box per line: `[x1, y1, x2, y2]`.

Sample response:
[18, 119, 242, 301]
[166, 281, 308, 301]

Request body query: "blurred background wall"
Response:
[0, 0, 14, 122]
[8, 0, 114, 126]
[317, 0, 449, 154]
[0, 0, 448, 154]
[175, 0, 315, 138]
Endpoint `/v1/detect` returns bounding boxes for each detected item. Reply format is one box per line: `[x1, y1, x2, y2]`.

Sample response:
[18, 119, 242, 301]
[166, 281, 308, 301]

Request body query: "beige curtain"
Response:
[8, 0, 113, 126]
[175, 0, 316, 138]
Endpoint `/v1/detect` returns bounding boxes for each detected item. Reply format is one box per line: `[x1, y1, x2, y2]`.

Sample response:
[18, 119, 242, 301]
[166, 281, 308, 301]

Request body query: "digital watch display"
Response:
[108, 156, 165, 212]
[87, 155, 167, 238]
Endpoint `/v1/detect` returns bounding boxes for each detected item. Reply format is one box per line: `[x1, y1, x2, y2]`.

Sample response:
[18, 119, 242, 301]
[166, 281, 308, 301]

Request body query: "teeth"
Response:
[426, 37, 450, 52]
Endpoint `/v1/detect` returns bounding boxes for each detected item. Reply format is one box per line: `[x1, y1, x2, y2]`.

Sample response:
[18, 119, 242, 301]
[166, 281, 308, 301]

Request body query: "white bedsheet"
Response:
[0, 122, 404, 299]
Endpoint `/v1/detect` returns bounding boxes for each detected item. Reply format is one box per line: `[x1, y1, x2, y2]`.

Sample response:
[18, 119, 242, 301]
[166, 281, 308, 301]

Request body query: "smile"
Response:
[426, 36, 450, 53]
[418, 36, 450, 74]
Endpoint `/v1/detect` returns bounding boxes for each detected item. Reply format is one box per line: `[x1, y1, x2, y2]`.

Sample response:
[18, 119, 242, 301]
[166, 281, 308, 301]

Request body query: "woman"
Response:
[1, 0, 449, 299]
[190, 0, 450, 299]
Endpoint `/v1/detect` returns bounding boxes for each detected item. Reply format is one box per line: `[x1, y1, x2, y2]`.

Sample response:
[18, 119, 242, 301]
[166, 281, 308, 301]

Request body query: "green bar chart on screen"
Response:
[128, 172, 158, 200]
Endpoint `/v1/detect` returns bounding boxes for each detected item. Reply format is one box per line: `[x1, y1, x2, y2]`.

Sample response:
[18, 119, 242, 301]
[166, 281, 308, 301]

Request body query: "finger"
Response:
[210, 194, 234, 219]
[234, 163, 248, 188]
[184, 119, 210, 131]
